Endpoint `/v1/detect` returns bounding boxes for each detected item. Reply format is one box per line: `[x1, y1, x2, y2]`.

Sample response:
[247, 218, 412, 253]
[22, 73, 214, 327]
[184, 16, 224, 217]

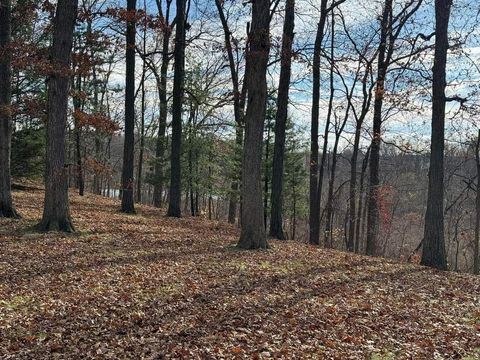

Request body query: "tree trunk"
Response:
[38, 0, 78, 232]
[474, 130, 480, 275]
[215, 0, 246, 225]
[347, 126, 361, 251]
[355, 147, 370, 253]
[0, 0, 18, 218]
[121, 0, 136, 214]
[421, 0, 451, 270]
[136, 44, 147, 203]
[152, 0, 172, 208]
[72, 74, 84, 196]
[228, 126, 243, 223]
[167, 0, 186, 217]
[237, 0, 270, 250]
[309, 0, 328, 245]
[264, 115, 272, 228]
[269, 0, 295, 240]
[366, 0, 392, 256]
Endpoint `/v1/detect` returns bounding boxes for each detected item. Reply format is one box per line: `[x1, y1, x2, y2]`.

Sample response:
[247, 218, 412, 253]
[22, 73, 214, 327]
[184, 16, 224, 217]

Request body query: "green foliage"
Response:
[11, 127, 45, 179]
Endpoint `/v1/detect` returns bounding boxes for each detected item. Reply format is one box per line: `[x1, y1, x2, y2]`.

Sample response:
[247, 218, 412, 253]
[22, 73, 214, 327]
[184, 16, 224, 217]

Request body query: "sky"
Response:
[94, 0, 480, 153]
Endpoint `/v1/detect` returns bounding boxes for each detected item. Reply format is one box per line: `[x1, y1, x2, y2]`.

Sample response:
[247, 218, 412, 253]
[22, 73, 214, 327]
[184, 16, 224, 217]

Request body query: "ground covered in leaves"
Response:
[1, 187, 479, 359]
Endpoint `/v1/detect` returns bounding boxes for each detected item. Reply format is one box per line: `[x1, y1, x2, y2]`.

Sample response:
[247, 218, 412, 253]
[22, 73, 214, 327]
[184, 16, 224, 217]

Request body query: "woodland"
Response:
[1, 0, 480, 358]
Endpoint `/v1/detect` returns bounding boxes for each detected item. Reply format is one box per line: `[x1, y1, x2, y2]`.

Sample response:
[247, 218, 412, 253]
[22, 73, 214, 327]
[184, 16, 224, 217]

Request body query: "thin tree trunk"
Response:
[474, 130, 480, 274]
[167, 0, 186, 217]
[152, 39, 171, 207]
[421, 0, 451, 270]
[0, 0, 18, 218]
[366, 0, 392, 256]
[38, 0, 78, 232]
[237, 0, 270, 250]
[309, 0, 328, 245]
[269, 0, 295, 240]
[264, 115, 272, 228]
[72, 74, 84, 196]
[228, 126, 243, 223]
[136, 27, 147, 203]
[215, 0, 246, 224]
[347, 127, 361, 251]
[121, 0, 136, 213]
[355, 147, 370, 253]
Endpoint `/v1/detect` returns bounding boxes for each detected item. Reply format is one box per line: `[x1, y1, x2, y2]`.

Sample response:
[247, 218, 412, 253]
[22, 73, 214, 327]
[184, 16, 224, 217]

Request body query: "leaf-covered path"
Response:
[1, 188, 479, 359]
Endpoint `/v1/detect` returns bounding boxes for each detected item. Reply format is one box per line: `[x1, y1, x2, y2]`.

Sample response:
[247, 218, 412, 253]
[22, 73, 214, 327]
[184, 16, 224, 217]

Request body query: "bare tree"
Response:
[269, 0, 295, 240]
[167, 0, 186, 217]
[366, 0, 423, 256]
[309, 0, 346, 245]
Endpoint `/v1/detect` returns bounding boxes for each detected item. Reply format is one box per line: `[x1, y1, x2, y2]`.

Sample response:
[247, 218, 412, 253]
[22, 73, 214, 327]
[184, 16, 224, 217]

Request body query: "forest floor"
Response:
[0, 186, 479, 359]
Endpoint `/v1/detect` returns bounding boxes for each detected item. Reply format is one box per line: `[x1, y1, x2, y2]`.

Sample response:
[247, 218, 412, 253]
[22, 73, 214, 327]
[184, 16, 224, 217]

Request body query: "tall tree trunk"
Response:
[309, 0, 328, 245]
[355, 147, 370, 253]
[264, 115, 272, 228]
[324, 106, 350, 248]
[228, 127, 243, 223]
[72, 74, 84, 196]
[347, 126, 361, 251]
[167, 0, 186, 217]
[121, 0, 136, 213]
[347, 68, 373, 252]
[474, 130, 480, 275]
[0, 0, 17, 218]
[269, 0, 295, 240]
[366, 0, 392, 256]
[152, 0, 172, 208]
[136, 29, 147, 203]
[38, 0, 78, 232]
[421, 0, 451, 270]
[237, 0, 270, 250]
[215, 0, 246, 224]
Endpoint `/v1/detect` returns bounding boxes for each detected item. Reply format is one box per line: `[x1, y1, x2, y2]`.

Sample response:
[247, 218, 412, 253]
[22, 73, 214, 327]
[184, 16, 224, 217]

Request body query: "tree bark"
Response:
[309, 0, 328, 245]
[474, 130, 480, 275]
[366, 0, 392, 256]
[121, 0, 136, 213]
[237, 0, 270, 250]
[269, 0, 295, 240]
[153, 0, 173, 208]
[167, 0, 186, 217]
[38, 0, 78, 232]
[0, 0, 18, 218]
[136, 26, 147, 204]
[215, 0, 246, 224]
[421, 0, 451, 270]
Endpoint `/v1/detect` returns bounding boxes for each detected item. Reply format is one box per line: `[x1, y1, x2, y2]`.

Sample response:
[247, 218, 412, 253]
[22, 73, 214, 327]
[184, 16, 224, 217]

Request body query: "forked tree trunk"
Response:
[421, 0, 451, 270]
[167, 0, 186, 217]
[0, 0, 18, 218]
[38, 0, 78, 232]
[120, 0, 136, 213]
[269, 0, 295, 240]
[237, 0, 270, 250]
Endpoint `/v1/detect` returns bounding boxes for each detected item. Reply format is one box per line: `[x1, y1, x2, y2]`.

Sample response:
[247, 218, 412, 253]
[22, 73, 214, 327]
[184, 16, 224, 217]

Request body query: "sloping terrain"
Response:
[0, 188, 479, 359]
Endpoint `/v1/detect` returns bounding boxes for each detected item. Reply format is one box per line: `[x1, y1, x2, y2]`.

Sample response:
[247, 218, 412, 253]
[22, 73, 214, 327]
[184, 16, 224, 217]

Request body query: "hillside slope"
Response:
[0, 188, 479, 359]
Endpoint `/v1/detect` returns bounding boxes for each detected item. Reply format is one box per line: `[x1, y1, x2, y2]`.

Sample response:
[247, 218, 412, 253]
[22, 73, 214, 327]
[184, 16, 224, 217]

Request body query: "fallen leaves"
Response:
[0, 188, 479, 359]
